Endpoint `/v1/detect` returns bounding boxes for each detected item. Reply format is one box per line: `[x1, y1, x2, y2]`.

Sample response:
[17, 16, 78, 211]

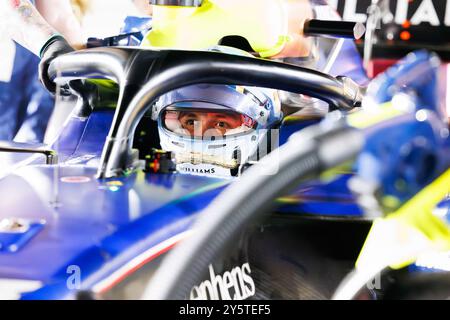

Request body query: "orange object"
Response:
[400, 31, 411, 41]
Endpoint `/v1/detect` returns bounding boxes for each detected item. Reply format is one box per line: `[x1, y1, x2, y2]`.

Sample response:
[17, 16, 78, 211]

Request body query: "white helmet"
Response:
[152, 47, 283, 177]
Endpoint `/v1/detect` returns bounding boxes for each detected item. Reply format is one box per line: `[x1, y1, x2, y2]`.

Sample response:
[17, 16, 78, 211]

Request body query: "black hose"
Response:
[303, 20, 366, 40]
[141, 118, 364, 300]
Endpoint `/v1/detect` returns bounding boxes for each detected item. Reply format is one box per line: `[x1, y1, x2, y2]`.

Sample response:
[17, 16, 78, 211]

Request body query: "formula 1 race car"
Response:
[0, 1, 449, 300]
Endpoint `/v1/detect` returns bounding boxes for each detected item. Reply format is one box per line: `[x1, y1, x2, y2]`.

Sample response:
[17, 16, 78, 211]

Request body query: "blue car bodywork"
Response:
[0, 41, 448, 300]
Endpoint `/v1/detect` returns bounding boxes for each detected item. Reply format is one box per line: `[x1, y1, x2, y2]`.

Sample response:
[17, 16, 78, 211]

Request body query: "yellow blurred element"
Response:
[142, 0, 313, 59]
[70, 0, 92, 22]
[356, 168, 450, 271]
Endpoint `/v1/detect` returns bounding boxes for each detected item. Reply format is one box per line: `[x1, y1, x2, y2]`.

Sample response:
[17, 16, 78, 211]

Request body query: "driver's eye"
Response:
[216, 121, 228, 129]
[185, 119, 196, 126]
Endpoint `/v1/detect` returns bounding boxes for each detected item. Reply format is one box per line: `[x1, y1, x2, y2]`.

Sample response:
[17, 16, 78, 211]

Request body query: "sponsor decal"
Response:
[190, 263, 256, 300]
[181, 166, 216, 175]
[98, 180, 124, 192]
[60, 176, 91, 184]
[106, 181, 123, 187]
[330, 0, 450, 27]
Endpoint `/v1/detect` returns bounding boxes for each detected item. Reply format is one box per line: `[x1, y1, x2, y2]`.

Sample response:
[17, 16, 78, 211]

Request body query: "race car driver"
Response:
[151, 47, 283, 177]
[2, 0, 326, 177]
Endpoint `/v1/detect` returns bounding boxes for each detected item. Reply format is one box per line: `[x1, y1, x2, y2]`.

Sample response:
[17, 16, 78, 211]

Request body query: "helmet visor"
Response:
[162, 107, 256, 139]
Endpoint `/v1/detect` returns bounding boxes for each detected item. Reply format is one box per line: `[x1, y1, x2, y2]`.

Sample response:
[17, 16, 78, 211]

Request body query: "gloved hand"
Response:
[39, 36, 74, 94]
